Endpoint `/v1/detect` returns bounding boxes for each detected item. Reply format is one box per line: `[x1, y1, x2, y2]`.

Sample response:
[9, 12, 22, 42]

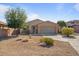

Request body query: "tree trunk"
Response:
[67, 35, 69, 37]
[29, 34, 32, 39]
[15, 28, 20, 36]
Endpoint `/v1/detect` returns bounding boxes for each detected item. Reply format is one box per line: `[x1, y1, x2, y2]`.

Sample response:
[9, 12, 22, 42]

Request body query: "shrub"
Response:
[40, 38, 54, 46]
[61, 27, 74, 37]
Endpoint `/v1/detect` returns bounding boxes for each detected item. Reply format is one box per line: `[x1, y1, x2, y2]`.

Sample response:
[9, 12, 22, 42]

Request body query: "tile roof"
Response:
[27, 19, 58, 26]
[27, 19, 44, 26]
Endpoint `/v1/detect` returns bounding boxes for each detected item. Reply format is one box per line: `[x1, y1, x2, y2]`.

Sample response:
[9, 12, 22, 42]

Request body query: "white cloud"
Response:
[0, 4, 10, 14]
[27, 13, 41, 21]
[27, 13, 51, 22]
[74, 3, 79, 12]
[0, 4, 11, 22]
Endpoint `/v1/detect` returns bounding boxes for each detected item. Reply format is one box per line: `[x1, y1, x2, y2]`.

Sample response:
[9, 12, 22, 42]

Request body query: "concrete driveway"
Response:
[43, 35, 72, 42]
[43, 35, 79, 54]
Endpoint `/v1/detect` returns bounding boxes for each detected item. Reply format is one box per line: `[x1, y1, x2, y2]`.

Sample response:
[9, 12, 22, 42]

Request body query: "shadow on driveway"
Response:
[62, 35, 76, 39]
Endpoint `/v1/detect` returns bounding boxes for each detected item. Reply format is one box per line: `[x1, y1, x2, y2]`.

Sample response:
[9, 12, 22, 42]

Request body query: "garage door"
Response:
[39, 28, 55, 35]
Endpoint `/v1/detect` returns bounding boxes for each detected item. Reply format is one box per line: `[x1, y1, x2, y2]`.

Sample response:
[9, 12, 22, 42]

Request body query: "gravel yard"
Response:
[0, 35, 78, 56]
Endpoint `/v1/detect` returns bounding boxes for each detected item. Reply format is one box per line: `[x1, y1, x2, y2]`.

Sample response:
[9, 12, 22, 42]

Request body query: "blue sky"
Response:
[0, 3, 79, 23]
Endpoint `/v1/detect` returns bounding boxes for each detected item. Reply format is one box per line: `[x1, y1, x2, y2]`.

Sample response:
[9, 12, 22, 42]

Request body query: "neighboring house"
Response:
[0, 21, 7, 29]
[0, 21, 8, 37]
[27, 19, 60, 35]
[67, 20, 79, 33]
[0, 21, 14, 37]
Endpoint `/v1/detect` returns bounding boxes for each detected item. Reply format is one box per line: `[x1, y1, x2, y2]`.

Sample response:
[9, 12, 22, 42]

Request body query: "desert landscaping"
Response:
[0, 4, 79, 56]
[0, 35, 78, 56]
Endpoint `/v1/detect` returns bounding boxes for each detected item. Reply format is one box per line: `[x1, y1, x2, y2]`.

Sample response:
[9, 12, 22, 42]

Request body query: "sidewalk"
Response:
[43, 35, 79, 54]
[69, 36, 79, 54]
[43, 35, 69, 42]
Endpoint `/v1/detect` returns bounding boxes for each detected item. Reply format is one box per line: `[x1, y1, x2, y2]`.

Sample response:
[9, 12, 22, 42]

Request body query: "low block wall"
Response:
[0, 28, 25, 38]
[0, 29, 8, 37]
[0, 28, 15, 37]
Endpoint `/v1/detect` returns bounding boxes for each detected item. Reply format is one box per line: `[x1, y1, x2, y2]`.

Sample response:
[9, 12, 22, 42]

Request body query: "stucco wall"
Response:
[0, 29, 7, 37]
[0, 28, 15, 37]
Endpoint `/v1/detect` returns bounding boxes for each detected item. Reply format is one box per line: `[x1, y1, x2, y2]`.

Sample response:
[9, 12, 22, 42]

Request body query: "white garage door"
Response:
[39, 28, 55, 35]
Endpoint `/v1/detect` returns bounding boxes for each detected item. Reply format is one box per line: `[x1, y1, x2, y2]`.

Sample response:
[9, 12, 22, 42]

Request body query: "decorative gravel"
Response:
[0, 35, 78, 56]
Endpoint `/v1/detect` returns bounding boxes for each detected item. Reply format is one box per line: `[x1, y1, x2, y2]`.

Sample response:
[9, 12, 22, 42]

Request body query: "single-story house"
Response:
[27, 19, 60, 35]
[67, 20, 79, 33]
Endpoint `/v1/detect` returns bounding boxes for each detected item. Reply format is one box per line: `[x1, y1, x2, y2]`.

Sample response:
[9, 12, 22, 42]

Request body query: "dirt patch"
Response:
[0, 35, 78, 56]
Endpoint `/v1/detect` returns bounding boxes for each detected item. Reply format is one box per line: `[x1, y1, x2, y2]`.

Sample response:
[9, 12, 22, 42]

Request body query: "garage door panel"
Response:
[39, 28, 55, 35]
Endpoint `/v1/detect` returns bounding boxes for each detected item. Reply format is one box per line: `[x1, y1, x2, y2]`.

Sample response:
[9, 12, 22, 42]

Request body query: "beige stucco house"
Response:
[28, 19, 60, 35]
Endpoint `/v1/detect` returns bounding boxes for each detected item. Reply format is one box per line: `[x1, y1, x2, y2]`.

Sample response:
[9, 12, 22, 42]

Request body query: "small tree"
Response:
[57, 20, 66, 28]
[61, 27, 74, 37]
[5, 7, 27, 29]
[5, 7, 27, 35]
[22, 23, 29, 30]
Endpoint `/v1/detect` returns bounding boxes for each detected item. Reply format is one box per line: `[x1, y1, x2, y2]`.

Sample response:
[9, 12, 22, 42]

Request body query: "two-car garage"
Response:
[37, 21, 59, 35]
[39, 28, 56, 35]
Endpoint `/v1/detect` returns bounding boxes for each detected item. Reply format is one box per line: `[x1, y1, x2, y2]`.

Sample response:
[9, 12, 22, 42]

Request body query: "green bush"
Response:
[40, 38, 54, 46]
[61, 27, 74, 37]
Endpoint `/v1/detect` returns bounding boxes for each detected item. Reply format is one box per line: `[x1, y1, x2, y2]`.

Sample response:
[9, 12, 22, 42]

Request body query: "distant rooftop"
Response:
[0, 21, 6, 25]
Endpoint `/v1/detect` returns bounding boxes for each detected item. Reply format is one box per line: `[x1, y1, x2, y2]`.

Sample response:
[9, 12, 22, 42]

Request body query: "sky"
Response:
[0, 3, 79, 23]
